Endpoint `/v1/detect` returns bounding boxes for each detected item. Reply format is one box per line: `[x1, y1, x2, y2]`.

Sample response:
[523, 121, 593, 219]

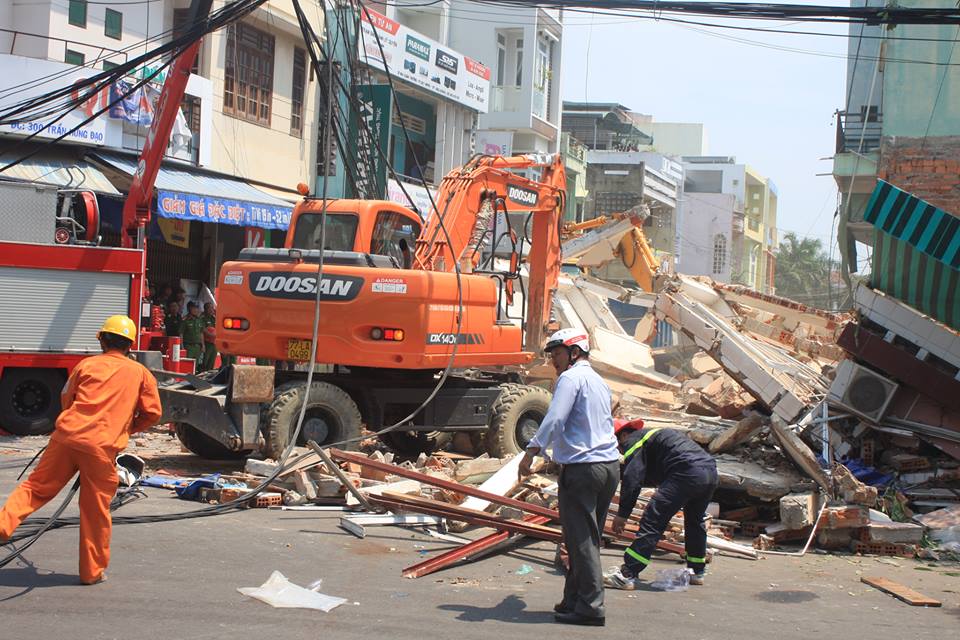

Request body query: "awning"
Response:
[90, 151, 294, 230]
[864, 179, 960, 271]
[0, 151, 120, 194]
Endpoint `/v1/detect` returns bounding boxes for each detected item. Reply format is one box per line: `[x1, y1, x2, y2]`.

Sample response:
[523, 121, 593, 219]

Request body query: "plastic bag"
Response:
[650, 567, 692, 592]
[238, 571, 347, 612]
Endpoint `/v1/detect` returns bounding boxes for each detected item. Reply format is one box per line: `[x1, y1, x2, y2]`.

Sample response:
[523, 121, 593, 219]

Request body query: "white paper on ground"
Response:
[238, 571, 347, 612]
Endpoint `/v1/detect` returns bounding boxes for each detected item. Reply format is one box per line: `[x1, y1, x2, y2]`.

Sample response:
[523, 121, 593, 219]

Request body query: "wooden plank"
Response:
[860, 576, 942, 607]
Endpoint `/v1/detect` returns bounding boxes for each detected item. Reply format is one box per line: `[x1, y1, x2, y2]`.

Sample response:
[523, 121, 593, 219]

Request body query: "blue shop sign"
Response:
[157, 190, 293, 230]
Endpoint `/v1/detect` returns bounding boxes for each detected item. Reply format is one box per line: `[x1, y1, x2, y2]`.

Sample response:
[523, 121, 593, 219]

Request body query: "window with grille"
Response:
[223, 23, 275, 126]
[713, 234, 727, 274]
[291, 48, 306, 137]
[68, 0, 87, 27]
[104, 9, 122, 40]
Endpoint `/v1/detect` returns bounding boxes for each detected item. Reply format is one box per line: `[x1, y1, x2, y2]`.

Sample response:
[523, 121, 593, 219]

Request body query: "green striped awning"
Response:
[863, 180, 960, 270]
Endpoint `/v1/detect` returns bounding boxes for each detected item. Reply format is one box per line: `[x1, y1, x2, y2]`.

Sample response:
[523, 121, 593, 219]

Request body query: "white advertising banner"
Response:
[476, 130, 513, 156]
[387, 178, 436, 221]
[359, 8, 490, 113]
[0, 55, 107, 145]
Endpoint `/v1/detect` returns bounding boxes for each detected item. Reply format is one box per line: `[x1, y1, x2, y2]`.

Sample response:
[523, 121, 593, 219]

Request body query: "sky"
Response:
[558, 9, 851, 250]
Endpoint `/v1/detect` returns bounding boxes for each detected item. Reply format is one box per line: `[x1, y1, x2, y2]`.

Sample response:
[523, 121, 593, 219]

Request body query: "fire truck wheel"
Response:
[485, 384, 552, 457]
[174, 423, 248, 460]
[0, 368, 65, 436]
[263, 381, 361, 459]
[379, 430, 454, 457]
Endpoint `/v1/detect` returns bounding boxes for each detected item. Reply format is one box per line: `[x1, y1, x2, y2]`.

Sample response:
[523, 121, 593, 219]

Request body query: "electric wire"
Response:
[3, 0, 472, 548]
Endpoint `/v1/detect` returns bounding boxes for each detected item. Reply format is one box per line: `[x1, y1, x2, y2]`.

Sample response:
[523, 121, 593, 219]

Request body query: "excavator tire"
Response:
[379, 430, 454, 457]
[174, 423, 248, 460]
[485, 383, 552, 457]
[263, 381, 361, 459]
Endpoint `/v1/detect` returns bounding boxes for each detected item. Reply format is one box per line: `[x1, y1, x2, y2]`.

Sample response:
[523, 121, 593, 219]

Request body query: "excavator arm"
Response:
[414, 153, 566, 350]
[120, 0, 213, 249]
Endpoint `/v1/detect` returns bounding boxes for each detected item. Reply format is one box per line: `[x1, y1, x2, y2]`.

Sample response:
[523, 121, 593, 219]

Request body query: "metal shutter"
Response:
[0, 267, 130, 352]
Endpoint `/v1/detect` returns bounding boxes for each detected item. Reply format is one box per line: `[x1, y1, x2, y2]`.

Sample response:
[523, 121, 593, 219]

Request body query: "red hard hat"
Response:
[614, 418, 644, 435]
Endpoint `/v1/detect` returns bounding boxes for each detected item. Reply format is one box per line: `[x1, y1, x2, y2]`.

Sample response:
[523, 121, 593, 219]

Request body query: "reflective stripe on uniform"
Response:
[622, 428, 661, 462]
[625, 547, 650, 565]
[686, 555, 706, 564]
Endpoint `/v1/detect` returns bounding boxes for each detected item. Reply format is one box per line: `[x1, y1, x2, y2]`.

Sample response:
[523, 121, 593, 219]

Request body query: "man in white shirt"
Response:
[519, 329, 620, 627]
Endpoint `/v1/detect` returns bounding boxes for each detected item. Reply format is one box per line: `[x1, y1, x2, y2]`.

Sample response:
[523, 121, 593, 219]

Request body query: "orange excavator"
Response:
[161, 154, 569, 458]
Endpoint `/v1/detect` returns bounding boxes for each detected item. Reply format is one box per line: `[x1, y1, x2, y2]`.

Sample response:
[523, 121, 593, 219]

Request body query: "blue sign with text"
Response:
[157, 190, 293, 230]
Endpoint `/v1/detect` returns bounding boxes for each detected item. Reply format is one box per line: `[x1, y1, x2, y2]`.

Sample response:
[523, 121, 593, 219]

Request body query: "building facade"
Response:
[832, 0, 960, 324]
[0, 0, 324, 289]
[447, 1, 563, 157]
[680, 156, 777, 292]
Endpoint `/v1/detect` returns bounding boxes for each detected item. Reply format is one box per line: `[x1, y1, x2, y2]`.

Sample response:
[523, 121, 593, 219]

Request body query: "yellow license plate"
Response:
[286, 338, 313, 362]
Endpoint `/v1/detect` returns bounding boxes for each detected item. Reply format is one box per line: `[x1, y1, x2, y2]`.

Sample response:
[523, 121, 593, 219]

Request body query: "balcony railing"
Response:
[836, 110, 882, 154]
[491, 85, 525, 113]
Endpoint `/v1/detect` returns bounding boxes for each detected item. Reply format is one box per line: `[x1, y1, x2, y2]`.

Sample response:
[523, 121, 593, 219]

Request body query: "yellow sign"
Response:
[157, 218, 190, 248]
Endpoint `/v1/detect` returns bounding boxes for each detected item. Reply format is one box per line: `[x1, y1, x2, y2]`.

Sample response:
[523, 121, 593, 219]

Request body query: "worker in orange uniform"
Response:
[0, 315, 162, 584]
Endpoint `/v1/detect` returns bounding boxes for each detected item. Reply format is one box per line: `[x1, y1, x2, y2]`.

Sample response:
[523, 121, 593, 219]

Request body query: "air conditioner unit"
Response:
[828, 360, 899, 423]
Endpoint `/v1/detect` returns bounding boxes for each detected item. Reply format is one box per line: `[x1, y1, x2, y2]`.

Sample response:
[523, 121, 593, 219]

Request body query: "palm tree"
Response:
[775, 232, 831, 305]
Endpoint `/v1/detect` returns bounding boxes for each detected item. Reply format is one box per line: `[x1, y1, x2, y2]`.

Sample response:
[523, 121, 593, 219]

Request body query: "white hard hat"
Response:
[544, 328, 590, 354]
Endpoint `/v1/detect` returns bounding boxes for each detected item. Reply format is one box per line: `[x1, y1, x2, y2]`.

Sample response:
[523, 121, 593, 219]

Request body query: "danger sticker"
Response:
[224, 271, 244, 285]
[372, 277, 408, 294]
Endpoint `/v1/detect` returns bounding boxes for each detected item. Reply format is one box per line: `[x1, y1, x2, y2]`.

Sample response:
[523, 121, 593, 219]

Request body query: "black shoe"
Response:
[553, 602, 573, 614]
[554, 611, 605, 627]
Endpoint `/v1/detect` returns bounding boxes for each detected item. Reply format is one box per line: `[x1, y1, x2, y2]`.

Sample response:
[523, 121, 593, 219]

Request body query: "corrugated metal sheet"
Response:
[91, 151, 292, 207]
[0, 267, 130, 352]
[0, 153, 120, 195]
[872, 230, 960, 331]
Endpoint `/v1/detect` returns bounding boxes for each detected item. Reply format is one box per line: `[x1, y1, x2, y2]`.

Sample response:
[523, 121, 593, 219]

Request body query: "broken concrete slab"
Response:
[770, 417, 831, 491]
[779, 492, 821, 530]
[708, 414, 765, 454]
[589, 327, 680, 391]
[715, 455, 802, 501]
[864, 522, 924, 545]
[453, 456, 508, 483]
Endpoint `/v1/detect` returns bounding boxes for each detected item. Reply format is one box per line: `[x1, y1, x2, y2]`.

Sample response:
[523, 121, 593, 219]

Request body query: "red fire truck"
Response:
[0, 0, 209, 435]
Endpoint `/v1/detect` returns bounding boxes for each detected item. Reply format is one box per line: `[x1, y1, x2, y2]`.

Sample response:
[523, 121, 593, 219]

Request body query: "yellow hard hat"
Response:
[98, 315, 136, 340]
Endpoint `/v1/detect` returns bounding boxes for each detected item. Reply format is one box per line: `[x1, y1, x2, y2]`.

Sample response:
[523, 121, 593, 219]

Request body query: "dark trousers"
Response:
[558, 460, 619, 619]
[624, 465, 719, 575]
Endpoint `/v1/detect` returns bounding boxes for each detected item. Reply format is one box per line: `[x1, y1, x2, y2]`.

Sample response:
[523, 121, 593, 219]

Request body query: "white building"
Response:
[446, 1, 562, 156]
[677, 192, 738, 282]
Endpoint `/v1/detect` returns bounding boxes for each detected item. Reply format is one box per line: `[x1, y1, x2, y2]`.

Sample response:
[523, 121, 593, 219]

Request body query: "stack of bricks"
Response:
[878, 136, 960, 216]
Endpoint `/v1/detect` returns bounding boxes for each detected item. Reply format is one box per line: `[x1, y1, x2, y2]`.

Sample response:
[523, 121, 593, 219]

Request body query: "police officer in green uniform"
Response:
[180, 301, 205, 368]
[201, 302, 218, 371]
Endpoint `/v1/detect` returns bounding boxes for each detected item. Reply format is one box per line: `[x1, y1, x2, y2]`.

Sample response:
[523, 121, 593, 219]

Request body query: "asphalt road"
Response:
[1, 436, 958, 640]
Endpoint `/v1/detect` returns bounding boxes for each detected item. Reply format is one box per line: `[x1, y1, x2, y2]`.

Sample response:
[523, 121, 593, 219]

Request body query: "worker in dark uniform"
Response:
[604, 419, 718, 589]
[164, 301, 182, 337]
[200, 302, 218, 371]
[180, 301, 205, 368]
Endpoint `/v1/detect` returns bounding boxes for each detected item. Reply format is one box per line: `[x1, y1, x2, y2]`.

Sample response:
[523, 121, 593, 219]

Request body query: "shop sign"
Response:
[0, 54, 106, 145]
[386, 178, 436, 221]
[359, 8, 489, 113]
[476, 130, 513, 156]
[349, 84, 392, 199]
[157, 190, 293, 230]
